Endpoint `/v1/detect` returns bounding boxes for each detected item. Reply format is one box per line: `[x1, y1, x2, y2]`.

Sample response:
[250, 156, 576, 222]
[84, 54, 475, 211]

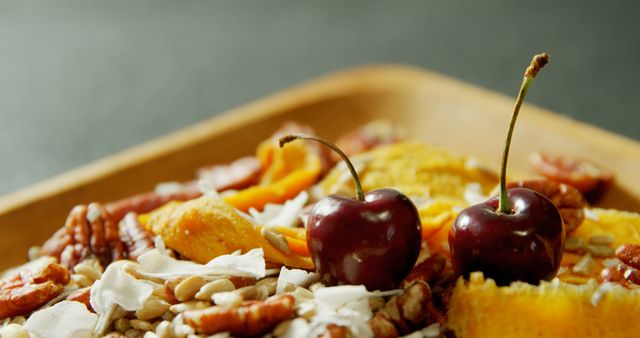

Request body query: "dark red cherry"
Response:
[307, 188, 422, 290]
[449, 188, 564, 285]
[279, 135, 421, 290]
[449, 53, 565, 285]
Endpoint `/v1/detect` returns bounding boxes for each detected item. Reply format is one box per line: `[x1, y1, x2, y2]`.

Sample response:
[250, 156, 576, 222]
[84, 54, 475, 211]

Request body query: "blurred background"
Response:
[1, 0, 638, 195]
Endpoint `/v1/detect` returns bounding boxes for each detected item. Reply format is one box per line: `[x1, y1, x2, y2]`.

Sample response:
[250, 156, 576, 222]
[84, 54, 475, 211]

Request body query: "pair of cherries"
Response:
[280, 53, 563, 289]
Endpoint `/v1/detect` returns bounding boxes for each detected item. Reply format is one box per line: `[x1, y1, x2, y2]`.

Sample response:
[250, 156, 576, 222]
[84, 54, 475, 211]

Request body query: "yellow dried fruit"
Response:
[320, 142, 498, 200]
[573, 209, 640, 247]
[146, 196, 313, 269]
[448, 272, 640, 338]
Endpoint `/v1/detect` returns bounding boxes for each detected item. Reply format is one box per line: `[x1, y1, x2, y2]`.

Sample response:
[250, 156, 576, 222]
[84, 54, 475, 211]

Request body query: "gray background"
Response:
[1, 1, 638, 195]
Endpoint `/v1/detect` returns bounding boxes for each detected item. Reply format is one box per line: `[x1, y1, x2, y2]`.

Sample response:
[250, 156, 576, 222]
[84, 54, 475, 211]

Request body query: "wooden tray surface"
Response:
[1, 65, 639, 269]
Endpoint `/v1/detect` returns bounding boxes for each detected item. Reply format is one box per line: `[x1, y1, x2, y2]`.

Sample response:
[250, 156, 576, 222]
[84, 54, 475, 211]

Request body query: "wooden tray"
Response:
[1, 65, 639, 270]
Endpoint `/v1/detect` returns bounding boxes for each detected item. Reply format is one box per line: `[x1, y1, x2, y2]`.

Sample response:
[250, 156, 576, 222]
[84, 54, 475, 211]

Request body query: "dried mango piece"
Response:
[572, 208, 640, 247]
[146, 196, 313, 270]
[320, 142, 498, 200]
[417, 198, 465, 240]
[551, 209, 640, 283]
[224, 138, 322, 212]
[448, 272, 640, 338]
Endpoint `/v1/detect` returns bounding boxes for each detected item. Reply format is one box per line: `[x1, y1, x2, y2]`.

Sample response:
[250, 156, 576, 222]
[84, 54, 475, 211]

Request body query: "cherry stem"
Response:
[498, 53, 550, 214]
[279, 134, 366, 201]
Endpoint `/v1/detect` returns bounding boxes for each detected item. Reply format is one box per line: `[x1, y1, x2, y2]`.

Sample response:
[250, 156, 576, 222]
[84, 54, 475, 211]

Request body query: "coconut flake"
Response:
[276, 267, 319, 294]
[206, 333, 231, 338]
[314, 285, 369, 311]
[585, 208, 600, 221]
[280, 318, 310, 338]
[408, 195, 434, 209]
[591, 282, 616, 306]
[154, 236, 169, 256]
[249, 191, 309, 228]
[25, 301, 98, 338]
[307, 284, 406, 337]
[464, 183, 487, 205]
[197, 178, 221, 198]
[154, 182, 185, 195]
[311, 285, 373, 337]
[138, 249, 206, 277]
[206, 248, 266, 278]
[90, 261, 154, 314]
[137, 248, 266, 279]
[369, 289, 403, 298]
[421, 323, 441, 338]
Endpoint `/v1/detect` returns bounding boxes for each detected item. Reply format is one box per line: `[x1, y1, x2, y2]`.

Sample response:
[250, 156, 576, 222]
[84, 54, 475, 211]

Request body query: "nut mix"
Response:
[40, 203, 126, 269]
[2, 120, 636, 338]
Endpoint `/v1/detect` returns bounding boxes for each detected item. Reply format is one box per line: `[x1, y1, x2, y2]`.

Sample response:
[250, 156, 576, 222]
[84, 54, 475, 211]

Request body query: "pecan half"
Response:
[66, 287, 93, 311]
[369, 314, 399, 338]
[506, 179, 586, 233]
[529, 152, 614, 199]
[320, 324, 351, 338]
[0, 257, 70, 319]
[196, 156, 262, 192]
[615, 244, 640, 270]
[374, 281, 436, 335]
[402, 254, 446, 288]
[106, 157, 262, 223]
[334, 120, 403, 161]
[41, 203, 126, 269]
[599, 264, 640, 287]
[119, 213, 155, 260]
[105, 183, 201, 224]
[183, 294, 294, 335]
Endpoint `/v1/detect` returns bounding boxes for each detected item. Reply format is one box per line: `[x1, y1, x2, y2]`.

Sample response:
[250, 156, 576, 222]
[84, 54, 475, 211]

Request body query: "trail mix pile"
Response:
[0, 233, 450, 337]
[2, 120, 638, 338]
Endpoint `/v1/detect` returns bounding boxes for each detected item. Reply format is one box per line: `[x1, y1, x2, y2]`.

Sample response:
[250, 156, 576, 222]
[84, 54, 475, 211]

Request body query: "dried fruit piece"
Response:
[615, 243, 640, 270]
[182, 294, 295, 335]
[449, 272, 640, 338]
[506, 179, 586, 233]
[321, 142, 498, 202]
[0, 257, 70, 319]
[529, 152, 614, 196]
[146, 196, 313, 269]
[223, 130, 323, 212]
